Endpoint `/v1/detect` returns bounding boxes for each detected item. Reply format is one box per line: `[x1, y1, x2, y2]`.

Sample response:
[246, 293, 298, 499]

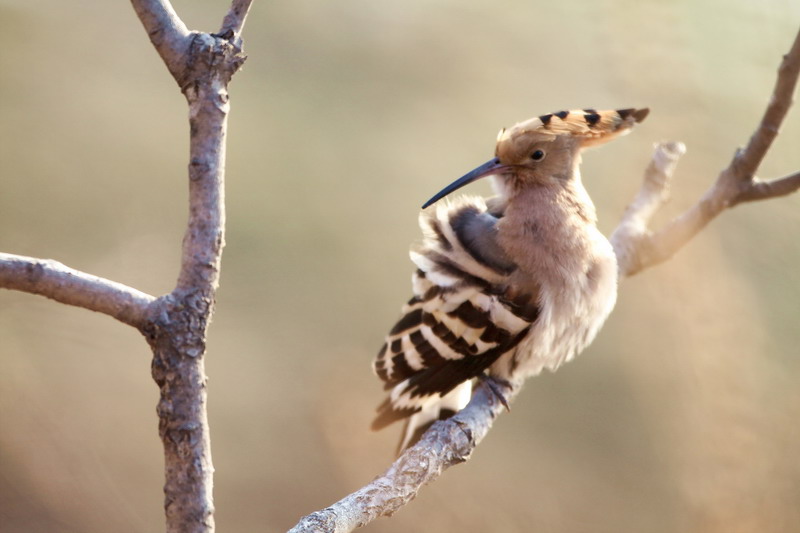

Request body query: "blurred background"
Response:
[1, 1, 799, 532]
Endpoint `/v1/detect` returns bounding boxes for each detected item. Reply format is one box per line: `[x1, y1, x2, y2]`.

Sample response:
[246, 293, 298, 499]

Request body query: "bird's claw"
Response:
[479, 375, 512, 412]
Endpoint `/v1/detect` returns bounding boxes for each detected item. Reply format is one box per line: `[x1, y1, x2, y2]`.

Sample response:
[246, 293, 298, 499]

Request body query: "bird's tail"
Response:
[395, 380, 472, 455]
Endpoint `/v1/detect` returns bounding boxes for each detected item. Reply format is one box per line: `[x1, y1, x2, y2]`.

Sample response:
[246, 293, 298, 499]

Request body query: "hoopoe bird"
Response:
[372, 108, 649, 453]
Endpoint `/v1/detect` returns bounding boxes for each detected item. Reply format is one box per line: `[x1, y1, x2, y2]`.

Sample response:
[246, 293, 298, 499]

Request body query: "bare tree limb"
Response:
[2, 1, 252, 531]
[733, 30, 800, 182]
[128, 2, 252, 532]
[288, 381, 516, 533]
[613, 26, 800, 277]
[287, 25, 800, 533]
[0, 253, 155, 328]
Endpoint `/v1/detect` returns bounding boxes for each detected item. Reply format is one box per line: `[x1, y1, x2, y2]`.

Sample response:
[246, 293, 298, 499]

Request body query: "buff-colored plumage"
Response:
[373, 108, 648, 453]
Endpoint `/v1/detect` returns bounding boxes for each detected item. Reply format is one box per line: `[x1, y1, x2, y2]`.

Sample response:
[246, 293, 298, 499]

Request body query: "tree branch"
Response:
[0, 253, 155, 328]
[287, 25, 800, 533]
[218, 0, 253, 42]
[288, 381, 516, 533]
[129, 0, 192, 85]
[3, 1, 253, 532]
[129, 2, 252, 532]
[733, 29, 800, 181]
[736, 170, 800, 203]
[610, 142, 687, 276]
[612, 25, 800, 277]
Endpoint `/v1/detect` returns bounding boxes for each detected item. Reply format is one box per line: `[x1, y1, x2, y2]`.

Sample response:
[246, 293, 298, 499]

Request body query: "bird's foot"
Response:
[479, 374, 512, 412]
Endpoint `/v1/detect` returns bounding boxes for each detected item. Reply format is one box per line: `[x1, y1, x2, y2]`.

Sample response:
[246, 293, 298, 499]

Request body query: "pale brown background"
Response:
[1, 1, 799, 532]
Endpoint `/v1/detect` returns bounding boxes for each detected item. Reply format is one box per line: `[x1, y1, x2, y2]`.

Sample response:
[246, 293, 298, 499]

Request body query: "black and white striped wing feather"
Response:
[372, 197, 540, 431]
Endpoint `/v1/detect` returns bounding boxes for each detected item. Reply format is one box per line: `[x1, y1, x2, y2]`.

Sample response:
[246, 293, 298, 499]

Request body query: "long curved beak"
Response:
[421, 158, 506, 209]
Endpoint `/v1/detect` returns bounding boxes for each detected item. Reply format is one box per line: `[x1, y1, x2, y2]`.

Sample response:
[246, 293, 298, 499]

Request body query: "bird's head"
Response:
[422, 108, 649, 208]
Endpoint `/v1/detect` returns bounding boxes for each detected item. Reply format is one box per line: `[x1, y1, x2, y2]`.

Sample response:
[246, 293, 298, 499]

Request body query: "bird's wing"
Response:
[372, 197, 540, 430]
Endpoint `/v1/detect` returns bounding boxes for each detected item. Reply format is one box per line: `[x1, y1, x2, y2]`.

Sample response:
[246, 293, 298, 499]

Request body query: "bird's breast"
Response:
[495, 227, 618, 381]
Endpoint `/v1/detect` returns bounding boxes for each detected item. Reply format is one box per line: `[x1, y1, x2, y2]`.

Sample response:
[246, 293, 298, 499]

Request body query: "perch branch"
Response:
[288, 25, 800, 533]
[288, 381, 517, 533]
[0, 253, 155, 328]
[613, 26, 800, 277]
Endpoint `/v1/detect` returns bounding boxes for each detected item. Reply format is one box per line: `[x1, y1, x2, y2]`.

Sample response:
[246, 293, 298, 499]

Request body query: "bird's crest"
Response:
[496, 108, 649, 160]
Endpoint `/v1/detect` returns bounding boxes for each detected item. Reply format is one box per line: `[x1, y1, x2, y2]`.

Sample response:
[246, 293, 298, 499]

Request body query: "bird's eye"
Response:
[531, 150, 546, 161]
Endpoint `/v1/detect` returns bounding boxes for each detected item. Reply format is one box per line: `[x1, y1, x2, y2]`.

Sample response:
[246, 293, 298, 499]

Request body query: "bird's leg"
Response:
[478, 374, 512, 412]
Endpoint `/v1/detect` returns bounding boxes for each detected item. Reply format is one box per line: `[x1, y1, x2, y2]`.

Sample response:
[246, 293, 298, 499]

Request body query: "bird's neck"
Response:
[497, 174, 605, 286]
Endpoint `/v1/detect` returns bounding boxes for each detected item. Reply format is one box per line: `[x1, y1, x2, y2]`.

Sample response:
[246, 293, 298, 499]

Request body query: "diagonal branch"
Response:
[610, 142, 687, 275]
[0, 253, 155, 328]
[288, 381, 516, 533]
[733, 28, 800, 181]
[218, 0, 254, 41]
[130, 0, 192, 85]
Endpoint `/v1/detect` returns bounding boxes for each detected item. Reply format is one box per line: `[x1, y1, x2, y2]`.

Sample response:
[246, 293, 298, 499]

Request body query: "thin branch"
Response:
[733, 28, 800, 181]
[288, 381, 516, 533]
[610, 142, 686, 276]
[613, 25, 800, 277]
[218, 0, 254, 42]
[0, 253, 155, 328]
[130, 0, 192, 85]
[737, 170, 800, 203]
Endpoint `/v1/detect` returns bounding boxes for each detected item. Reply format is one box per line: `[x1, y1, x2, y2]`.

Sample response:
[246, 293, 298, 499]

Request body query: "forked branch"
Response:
[612, 26, 800, 277]
[287, 25, 800, 533]
[1, 1, 253, 532]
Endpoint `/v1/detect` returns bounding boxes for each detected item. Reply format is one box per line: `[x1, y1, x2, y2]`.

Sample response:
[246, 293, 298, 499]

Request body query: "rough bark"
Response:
[143, 291, 218, 532]
[286, 24, 800, 533]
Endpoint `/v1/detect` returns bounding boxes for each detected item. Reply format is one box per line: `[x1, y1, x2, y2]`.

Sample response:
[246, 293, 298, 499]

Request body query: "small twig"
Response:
[288, 381, 517, 533]
[736, 170, 800, 203]
[218, 0, 253, 42]
[129, 0, 192, 84]
[0, 253, 155, 328]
